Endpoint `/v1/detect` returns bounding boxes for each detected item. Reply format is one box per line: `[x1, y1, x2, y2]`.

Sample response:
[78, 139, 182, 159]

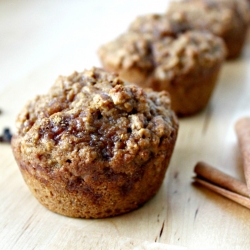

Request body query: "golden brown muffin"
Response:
[11, 67, 179, 218]
[98, 14, 192, 87]
[98, 25, 226, 116]
[167, 0, 250, 59]
[149, 31, 226, 116]
[98, 32, 154, 86]
[129, 13, 191, 40]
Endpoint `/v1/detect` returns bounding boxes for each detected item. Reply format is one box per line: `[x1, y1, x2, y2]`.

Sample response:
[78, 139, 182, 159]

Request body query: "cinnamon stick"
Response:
[235, 117, 250, 195]
[194, 161, 248, 197]
[193, 161, 250, 210]
[194, 177, 250, 210]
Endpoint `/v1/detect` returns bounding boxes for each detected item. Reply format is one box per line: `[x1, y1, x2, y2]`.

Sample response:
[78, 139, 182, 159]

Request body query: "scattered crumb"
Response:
[0, 128, 12, 143]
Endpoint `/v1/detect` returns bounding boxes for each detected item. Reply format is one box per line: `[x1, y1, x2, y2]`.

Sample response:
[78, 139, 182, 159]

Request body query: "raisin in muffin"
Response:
[11, 67, 179, 218]
[98, 19, 226, 116]
[167, 0, 250, 59]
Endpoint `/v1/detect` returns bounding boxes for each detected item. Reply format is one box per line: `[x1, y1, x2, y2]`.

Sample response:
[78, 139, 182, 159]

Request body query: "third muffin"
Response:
[167, 0, 250, 59]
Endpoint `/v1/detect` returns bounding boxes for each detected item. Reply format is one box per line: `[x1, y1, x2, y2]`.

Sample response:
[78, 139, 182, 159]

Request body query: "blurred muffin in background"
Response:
[167, 0, 250, 59]
[99, 14, 226, 116]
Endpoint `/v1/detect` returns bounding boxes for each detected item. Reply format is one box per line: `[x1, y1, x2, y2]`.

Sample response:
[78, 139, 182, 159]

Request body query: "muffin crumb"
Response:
[0, 128, 12, 143]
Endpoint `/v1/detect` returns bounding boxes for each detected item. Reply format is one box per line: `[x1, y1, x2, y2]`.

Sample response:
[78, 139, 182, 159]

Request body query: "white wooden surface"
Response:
[1, 1, 250, 249]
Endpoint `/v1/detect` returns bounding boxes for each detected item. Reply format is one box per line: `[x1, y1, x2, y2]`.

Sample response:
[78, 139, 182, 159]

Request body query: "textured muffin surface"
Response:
[167, 0, 250, 58]
[98, 26, 226, 116]
[152, 30, 225, 82]
[167, 0, 250, 35]
[128, 13, 191, 38]
[98, 29, 225, 81]
[12, 67, 178, 218]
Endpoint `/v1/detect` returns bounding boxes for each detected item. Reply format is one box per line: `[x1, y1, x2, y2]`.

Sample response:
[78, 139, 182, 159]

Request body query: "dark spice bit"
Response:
[0, 109, 2, 115]
[0, 128, 12, 143]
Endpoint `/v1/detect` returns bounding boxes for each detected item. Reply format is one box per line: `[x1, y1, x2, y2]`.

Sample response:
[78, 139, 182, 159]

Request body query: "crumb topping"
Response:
[98, 32, 154, 71]
[15, 68, 178, 176]
[98, 28, 226, 81]
[167, 0, 250, 35]
[129, 13, 191, 38]
[153, 31, 226, 81]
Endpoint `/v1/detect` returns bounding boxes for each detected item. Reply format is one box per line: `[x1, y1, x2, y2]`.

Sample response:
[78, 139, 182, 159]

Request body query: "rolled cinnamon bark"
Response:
[194, 161, 249, 197]
[194, 177, 250, 210]
[235, 117, 250, 196]
[193, 161, 250, 209]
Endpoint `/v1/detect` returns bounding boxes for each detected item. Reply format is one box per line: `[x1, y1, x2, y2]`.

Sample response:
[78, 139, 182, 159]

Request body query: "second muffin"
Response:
[98, 15, 226, 116]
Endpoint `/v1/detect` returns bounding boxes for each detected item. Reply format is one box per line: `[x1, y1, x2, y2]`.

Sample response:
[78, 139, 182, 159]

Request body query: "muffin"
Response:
[167, 0, 250, 59]
[98, 14, 191, 86]
[151, 31, 225, 116]
[98, 20, 226, 116]
[98, 32, 154, 87]
[11, 67, 179, 218]
[129, 13, 191, 40]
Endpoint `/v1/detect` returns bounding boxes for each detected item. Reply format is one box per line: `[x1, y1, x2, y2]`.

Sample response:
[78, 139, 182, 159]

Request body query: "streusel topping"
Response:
[15, 67, 178, 176]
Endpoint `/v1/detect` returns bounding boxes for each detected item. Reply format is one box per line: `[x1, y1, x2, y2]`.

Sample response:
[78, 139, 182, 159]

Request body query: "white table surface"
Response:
[1, 1, 250, 249]
[0, 0, 170, 93]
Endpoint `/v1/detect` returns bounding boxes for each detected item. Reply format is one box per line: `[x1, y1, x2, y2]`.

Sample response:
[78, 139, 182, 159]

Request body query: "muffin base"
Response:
[223, 24, 249, 60]
[146, 63, 222, 117]
[12, 135, 177, 219]
[101, 62, 151, 86]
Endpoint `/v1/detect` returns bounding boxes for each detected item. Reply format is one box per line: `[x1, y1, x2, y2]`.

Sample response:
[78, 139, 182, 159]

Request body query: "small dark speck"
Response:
[194, 208, 199, 221]
[174, 171, 179, 179]
[172, 190, 178, 195]
[127, 127, 132, 133]
[0, 128, 12, 144]
[187, 197, 191, 203]
[178, 238, 180, 241]
[159, 221, 165, 238]
[0, 109, 2, 115]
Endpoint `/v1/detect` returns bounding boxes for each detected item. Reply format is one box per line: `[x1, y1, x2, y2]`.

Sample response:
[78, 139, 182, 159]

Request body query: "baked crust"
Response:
[98, 32, 154, 85]
[150, 31, 225, 116]
[98, 28, 226, 116]
[12, 67, 179, 218]
[167, 0, 250, 59]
